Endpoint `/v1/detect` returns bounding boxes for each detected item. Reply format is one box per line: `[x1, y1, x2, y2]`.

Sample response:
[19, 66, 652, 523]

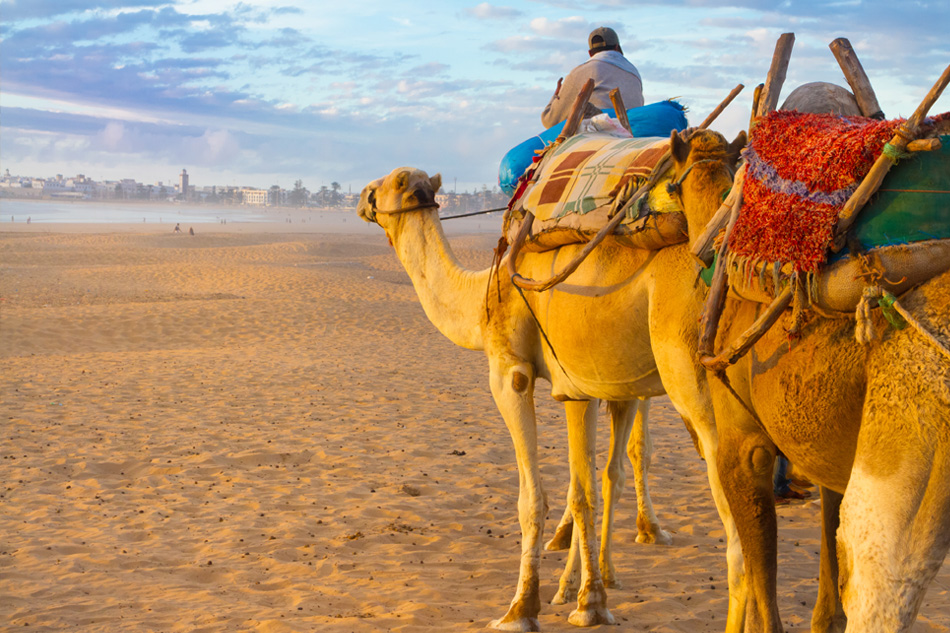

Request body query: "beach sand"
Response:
[1, 224, 947, 632]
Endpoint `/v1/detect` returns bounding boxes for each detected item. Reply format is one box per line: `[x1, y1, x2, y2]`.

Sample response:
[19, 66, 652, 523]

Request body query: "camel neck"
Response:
[386, 210, 489, 351]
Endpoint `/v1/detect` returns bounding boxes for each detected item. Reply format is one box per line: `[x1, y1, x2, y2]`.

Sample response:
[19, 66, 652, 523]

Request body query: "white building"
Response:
[242, 188, 269, 206]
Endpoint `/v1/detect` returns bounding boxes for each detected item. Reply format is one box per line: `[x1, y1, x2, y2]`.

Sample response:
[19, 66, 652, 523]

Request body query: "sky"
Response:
[1, 1, 948, 194]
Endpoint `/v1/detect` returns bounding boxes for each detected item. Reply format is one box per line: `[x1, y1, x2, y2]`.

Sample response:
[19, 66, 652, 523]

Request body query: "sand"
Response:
[1, 223, 947, 632]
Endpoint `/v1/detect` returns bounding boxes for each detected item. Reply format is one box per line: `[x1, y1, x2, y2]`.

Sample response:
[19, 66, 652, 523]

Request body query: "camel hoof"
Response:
[545, 524, 573, 551]
[551, 586, 577, 605]
[568, 606, 615, 627]
[636, 527, 673, 546]
[603, 575, 622, 590]
[488, 615, 541, 632]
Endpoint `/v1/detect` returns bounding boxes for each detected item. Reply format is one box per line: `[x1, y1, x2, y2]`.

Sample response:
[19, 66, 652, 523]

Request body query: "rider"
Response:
[541, 26, 644, 129]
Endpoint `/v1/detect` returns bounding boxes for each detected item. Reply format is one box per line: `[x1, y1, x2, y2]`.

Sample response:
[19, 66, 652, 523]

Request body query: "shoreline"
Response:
[0, 215, 505, 236]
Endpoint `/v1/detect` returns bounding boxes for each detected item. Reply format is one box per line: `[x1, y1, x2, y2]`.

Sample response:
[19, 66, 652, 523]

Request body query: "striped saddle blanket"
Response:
[505, 132, 686, 252]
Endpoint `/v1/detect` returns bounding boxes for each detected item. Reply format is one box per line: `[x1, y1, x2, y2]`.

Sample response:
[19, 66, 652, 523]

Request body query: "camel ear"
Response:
[357, 178, 383, 222]
[429, 173, 442, 193]
[394, 170, 410, 192]
[670, 129, 690, 165]
[727, 131, 748, 167]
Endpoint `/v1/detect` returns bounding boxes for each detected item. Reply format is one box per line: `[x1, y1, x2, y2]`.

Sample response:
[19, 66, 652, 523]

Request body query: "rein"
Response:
[372, 202, 441, 215]
[371, 202, 506, 221]
[666, 158, 723, 196]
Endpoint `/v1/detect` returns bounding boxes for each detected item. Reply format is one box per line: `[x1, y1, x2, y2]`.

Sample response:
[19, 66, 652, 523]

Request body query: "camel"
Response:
[356, 128, 746, 631]
[547, 82, 868, 627]
[660, 123, 950, 631]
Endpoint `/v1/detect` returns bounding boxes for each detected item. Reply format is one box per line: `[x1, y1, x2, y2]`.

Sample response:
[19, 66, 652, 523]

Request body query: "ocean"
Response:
[0, 198, 504, 234]
[0, 199, 289, 224]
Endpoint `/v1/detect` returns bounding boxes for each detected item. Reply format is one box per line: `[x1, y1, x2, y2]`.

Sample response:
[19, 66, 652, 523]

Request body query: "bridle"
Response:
[665, 157, 726, 196]
[365, 197, 440, 223]
[372, 201, 440, 215]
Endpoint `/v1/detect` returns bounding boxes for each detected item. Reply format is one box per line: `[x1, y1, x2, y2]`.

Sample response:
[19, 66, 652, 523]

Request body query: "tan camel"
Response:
[357, 129, 746, 630]
[664, 127, 950, 632]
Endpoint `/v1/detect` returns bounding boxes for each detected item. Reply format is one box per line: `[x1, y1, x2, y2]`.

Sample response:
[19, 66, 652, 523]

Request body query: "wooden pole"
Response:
[832, 62, 950, 250]
[557, 79, 596, 143]
[755, 33, 795, 118]
[697, 201, 739, 359]
[609, 88, 632, 133]
[750, 83, 764, 129]
[699, 84, 745, 129]
[908, 138, 942, 152]
[700, 285, 794, 372]
[829, 38, 884, 119]
[690, 164, 746, 267]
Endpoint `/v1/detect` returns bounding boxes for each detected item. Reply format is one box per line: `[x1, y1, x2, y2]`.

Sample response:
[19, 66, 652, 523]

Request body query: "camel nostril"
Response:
[413, 188, 433, 204]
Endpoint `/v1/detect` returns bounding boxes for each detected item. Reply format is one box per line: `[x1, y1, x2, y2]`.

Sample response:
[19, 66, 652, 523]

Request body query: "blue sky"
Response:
[1, 1, 948, 193]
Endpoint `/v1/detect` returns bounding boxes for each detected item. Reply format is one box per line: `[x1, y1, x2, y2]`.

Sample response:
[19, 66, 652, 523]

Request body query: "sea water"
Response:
[0, 199, 278, 224]
[0, 198, 503, 234]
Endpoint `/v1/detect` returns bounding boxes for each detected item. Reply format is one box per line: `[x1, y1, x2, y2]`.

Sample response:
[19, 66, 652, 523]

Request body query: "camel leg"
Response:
[551, 519, 581, 605]
[649, 356, 746, 629]
[564, 399, 615, 627]
[486, 359, 547, 633]
[836, 350, 950, 632]
[812, 487, 846, 633]
[545, 503, 574, 551]
[706, 437, 749, 633]
[555, 398, 636, 599]
[713, 394, 783, 633]
[684, 408, 748, 633]
[625, 399, 673, 546]
[837, 438, 950, 631]
[598, 399, 633, 589]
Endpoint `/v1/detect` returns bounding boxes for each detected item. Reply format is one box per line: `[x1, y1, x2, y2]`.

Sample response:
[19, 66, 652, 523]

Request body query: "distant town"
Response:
[0, 168, 511, 213]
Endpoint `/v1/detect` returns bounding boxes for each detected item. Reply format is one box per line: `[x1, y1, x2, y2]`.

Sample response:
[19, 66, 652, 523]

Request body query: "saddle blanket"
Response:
[729, 110, 904, 273]
[522, 133, 672, 221]
[498, 100, 687, 195]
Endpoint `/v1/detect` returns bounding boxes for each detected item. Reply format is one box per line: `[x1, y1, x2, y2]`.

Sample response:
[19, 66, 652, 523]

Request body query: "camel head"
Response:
[669, 128, 746, 246]
[357, 167, 442, 225]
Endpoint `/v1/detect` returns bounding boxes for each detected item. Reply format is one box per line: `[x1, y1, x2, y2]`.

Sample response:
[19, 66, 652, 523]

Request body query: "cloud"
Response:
[405, 62, 451, 78]
[2, 0, 947, 193]
[0, 0, 162, 22]
[527, 15, 590, 39]
[464, 3, 523, 20]
[485, 35, 567, 54]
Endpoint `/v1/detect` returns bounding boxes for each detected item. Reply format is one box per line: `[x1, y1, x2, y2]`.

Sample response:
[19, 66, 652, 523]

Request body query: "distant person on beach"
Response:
[541, 26, 644, 129]
[189, 227, 195, 236]
[173, 223, 182, 233]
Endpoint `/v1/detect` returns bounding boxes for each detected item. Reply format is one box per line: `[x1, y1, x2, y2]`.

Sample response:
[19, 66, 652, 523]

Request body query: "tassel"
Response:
[855, 286, 880, 345]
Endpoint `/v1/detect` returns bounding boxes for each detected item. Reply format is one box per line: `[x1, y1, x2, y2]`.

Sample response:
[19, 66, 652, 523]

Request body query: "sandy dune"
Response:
[1, 226, 947, 632]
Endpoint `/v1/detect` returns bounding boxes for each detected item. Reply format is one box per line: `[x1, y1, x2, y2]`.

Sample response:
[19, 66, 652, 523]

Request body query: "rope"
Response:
[665, 158, 721, 196]
[709, 369, 769, 435]
[882, 142, 913, 162]
[373, 202, 440, 215]
[885, 293, 950, 362]
[441, 207, 508, 220]
[485, 237, 508, 321]
[512, 281, 580, 392]
[374, 203, 506, 220]
[855, 286, 950, 362]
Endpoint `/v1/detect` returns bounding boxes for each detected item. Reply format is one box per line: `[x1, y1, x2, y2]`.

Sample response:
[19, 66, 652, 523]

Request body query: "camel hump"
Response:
[781, 82, 861, 116]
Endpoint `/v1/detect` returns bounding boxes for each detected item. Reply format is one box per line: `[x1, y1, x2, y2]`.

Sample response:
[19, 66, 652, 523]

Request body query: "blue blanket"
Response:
[498, 100, 688, 195]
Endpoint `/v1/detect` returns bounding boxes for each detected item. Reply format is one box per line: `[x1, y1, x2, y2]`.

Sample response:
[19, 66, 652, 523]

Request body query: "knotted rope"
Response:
[855, 285, 950, 362]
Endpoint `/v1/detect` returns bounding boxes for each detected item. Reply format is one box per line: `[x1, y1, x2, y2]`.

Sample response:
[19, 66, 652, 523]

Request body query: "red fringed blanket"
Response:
[729, 110, 902, 272]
